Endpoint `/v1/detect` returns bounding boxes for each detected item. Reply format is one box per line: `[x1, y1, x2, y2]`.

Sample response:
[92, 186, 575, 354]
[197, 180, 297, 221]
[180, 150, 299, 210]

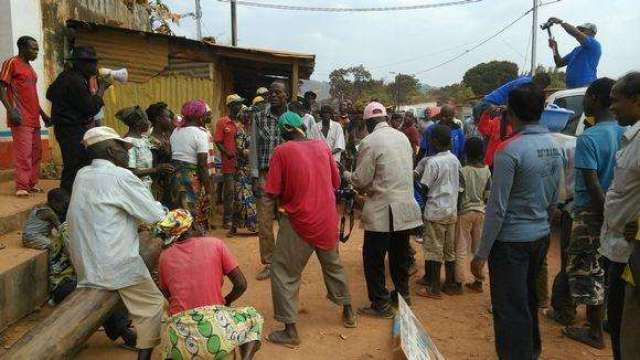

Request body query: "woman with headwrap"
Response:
[228, 104, 258, 237]
[169, 100, 213, 229]
[146, 102, 175, 206]
[156, 209, 263, 360]
[116, 106, 174, 190]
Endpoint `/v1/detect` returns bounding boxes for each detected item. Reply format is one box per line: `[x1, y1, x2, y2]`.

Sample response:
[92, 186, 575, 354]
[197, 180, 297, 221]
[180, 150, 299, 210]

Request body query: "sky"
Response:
[165, 0, 640, 87]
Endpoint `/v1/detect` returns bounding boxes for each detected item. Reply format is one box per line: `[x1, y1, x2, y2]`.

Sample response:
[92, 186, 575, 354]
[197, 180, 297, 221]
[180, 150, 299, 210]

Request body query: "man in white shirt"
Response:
[66, 126, 167, 360]
[317, 105, 346, 162]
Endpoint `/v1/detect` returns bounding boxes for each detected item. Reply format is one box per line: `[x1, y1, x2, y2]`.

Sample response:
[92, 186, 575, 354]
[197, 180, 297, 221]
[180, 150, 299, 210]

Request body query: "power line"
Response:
[413, 7, 534, 75]
[216, 0, 483, 12]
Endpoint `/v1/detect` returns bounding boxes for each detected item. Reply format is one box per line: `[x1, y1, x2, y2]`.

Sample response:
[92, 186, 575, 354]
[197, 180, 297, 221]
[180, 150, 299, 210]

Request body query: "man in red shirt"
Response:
[214, 94, 243, 227]
[0, 36, 50, 197]
[265, 111, 356, 346]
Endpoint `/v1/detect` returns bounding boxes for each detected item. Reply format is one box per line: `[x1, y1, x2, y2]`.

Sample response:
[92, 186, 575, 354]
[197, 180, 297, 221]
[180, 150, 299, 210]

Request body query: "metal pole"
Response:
[231, 0, 238, 46]
[530, 0, 538, 75]
[195, 0, 203, 40]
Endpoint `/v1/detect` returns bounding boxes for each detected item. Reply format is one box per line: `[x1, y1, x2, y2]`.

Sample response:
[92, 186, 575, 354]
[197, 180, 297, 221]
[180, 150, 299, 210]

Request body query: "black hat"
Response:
[68, 46, 98, 61]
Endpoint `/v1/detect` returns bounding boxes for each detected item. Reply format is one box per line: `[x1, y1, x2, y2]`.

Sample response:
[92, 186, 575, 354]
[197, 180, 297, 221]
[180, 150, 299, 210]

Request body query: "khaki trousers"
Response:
[271, 216, 351, 324]
[257, 171, 275, 265]
[117, 278, 165, 349]
[423, 220, 456, 263]
[454, 211, 484, 283]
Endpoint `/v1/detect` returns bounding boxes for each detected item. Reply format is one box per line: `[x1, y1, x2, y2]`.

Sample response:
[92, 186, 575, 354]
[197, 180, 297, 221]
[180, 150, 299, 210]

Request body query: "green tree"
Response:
[463, 61, 519, 96]
[535, 65, 566, 89]
[427, 83, 475, 105]
[387, 73, 420, 106]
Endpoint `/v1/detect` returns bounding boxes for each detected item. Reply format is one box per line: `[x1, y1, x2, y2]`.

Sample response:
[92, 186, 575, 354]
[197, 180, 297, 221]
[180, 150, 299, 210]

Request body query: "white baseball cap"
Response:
[82, 126, 132, 148]
[577, 23, 597, 34]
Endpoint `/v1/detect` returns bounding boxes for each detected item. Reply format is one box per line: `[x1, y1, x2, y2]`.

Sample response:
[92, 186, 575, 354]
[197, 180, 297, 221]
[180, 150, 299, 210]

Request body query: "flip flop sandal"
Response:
[562, 327, 605, 350]
[357, 306, 394, 319]
[267, 331, 301, 347]
[342, 313, 357, 328]
[415, 287, 442, 299]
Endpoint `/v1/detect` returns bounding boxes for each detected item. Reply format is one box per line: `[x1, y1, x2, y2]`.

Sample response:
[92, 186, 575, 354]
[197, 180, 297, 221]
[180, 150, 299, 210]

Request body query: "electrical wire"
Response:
[216, 0, 483, 12]
[413, 7, 534, 75]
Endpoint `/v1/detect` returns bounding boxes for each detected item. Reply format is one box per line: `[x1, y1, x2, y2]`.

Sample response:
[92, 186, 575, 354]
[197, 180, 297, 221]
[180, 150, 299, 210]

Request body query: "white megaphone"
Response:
[98, 68, 128, 83]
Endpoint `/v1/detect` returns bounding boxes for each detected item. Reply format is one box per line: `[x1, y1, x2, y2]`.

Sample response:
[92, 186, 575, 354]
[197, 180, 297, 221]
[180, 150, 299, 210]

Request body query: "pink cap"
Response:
[363, 101, 388, 120]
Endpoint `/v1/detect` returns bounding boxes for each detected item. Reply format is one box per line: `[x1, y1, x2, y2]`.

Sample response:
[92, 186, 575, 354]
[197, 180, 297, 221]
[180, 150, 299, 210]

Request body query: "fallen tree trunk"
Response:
[2, 233, 162, 360]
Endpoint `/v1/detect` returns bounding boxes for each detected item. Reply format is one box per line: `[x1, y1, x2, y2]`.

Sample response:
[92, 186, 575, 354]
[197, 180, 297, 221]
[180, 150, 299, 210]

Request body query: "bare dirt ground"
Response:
[71, 222, 613, 360]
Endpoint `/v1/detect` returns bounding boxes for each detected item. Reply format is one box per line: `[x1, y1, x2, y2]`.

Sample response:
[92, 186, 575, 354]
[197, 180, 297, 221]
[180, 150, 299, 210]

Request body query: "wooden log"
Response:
[2, 233, 162, 360]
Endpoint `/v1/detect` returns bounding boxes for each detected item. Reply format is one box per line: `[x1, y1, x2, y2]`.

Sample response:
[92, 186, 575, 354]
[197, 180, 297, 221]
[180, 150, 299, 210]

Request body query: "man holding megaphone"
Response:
[46, 46, 111, 194]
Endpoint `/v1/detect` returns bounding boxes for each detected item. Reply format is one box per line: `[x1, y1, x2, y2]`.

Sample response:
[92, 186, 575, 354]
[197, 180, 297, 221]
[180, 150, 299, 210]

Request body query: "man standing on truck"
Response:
[546, 18, 601, 89]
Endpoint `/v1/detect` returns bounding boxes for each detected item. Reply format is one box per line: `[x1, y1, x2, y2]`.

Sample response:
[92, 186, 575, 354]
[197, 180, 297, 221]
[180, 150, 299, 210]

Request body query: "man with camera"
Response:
[265, 111, 355, 346]
[345, 101, 422, 318]
[546, 18, 601, 89]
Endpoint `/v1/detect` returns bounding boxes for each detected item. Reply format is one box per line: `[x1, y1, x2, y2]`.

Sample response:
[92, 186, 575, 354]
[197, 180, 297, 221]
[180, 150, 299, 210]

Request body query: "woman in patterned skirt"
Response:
[227, 119, 258, 237]
[157, 209, 263, 359]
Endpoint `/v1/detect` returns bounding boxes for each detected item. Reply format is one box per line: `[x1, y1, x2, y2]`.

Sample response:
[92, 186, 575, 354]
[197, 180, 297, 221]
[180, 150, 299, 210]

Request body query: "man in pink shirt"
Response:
[265, 111, 356, 346]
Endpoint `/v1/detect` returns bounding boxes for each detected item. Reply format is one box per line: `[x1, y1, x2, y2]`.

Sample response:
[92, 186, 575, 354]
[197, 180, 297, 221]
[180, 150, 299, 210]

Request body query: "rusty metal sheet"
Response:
[74, 29, 169, 83]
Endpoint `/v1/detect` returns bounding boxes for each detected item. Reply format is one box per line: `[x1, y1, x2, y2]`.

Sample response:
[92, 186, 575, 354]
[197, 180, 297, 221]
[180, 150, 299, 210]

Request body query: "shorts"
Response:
[567, 209, 605, 305]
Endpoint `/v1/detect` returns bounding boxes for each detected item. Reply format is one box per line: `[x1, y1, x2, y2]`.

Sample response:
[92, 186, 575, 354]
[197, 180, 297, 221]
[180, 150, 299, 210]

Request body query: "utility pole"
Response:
[195, 0, 203, 40]
[530, 0, 538, 75]
[231, 0, 238, 46]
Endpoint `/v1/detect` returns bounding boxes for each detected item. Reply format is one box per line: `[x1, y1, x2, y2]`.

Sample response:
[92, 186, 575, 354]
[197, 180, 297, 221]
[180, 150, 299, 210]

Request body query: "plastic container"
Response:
[540, 104, 575, 132]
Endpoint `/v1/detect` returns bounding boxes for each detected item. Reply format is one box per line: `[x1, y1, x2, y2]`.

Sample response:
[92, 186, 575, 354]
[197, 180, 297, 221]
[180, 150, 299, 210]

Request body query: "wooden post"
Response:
[2, 234, 162, 360]
[290, 62, 299, 99]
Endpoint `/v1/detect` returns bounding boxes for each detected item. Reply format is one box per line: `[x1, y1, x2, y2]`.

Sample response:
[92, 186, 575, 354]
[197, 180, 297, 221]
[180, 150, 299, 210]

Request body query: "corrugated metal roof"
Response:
[67, 20, 315, 78]
[74, 29, 169, 83]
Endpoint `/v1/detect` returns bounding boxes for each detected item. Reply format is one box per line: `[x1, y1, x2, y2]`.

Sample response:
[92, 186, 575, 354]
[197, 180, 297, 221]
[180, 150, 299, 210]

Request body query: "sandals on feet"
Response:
[342, 312, 357, 328]
[562, 326, 605, 350]
[267, 330, 301, 346]
[357, 305, 394, 319]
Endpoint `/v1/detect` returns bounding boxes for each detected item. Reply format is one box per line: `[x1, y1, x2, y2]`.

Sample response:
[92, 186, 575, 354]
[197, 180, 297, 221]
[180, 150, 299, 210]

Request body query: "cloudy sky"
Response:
[165, 0, 639, 87]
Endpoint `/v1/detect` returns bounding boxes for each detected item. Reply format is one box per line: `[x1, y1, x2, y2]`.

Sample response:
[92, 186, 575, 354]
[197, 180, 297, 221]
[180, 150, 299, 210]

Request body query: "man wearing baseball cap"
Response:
[66, 126, 167, 360]
[345, 102, 422, 318]
[214, 94, 245, 228]
[546, 18, 601, 89]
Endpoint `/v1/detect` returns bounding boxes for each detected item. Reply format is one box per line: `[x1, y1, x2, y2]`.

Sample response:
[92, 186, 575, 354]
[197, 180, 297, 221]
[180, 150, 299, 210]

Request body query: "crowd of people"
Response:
[1, 15, 639, 360]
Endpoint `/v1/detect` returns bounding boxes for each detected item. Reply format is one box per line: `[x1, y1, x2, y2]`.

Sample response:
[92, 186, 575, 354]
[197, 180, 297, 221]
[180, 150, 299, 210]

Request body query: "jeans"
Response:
[488, 236, 550, 360]
[363, 230, 411, 309]
[11, 126, 42, 191]
[55, 126, 90, 194]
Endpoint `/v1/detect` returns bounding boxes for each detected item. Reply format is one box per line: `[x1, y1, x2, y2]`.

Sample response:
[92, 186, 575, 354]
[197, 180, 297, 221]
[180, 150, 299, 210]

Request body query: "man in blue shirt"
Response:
[547, 19, 601, 89]
[472, 74, 551, 123]
[419, 105, 465, 160]
[471, 83, 563, 360]
[564, 78, 624, 350]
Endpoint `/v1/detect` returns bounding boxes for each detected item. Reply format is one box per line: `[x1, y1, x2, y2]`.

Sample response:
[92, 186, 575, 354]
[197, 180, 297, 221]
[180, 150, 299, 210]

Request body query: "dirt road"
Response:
[75, 224, 613, 360]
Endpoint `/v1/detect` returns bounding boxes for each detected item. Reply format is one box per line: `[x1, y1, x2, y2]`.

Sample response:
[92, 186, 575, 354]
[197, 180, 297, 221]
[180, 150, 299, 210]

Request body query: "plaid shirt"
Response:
[255, 106, 282, 170]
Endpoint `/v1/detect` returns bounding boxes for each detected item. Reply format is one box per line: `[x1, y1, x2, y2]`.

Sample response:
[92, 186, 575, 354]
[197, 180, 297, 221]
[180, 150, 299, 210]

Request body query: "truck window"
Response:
[554, 95, 584, 136]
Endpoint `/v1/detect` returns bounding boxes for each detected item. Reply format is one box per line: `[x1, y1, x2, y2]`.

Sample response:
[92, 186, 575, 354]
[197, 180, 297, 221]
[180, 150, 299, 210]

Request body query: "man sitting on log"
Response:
[66, 126, 168, 360]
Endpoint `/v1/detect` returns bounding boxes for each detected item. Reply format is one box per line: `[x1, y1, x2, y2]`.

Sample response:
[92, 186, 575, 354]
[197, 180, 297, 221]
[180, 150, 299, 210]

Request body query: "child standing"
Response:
[455, 137, 491, 293]
[117, 106, 173, 190]
[416, 125, 462, 299]
[22, 188, 76, 304]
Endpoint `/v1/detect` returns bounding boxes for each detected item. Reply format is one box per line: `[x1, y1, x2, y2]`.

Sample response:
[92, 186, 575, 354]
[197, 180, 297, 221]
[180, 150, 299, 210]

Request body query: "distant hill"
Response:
[419, 83, 436, 93]
[300, 80, 331, 100]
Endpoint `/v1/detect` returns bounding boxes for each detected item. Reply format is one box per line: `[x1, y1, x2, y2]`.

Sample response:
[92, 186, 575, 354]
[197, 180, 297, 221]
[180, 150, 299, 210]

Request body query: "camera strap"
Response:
[339, 197, 356, 243]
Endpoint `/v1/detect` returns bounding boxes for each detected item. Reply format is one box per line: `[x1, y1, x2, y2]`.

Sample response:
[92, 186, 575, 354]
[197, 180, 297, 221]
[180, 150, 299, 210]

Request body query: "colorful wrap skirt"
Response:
[163, 305, 263, 359]
[170, 160, 210, 229]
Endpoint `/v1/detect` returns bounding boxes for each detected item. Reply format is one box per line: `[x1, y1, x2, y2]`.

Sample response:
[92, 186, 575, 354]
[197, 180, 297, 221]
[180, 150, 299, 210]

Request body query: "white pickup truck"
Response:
[545, 87, 588, 137]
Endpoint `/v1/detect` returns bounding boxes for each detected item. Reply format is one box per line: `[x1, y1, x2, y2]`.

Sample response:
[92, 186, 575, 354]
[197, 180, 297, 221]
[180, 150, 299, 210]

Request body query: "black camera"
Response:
[540, 21, 554, 30]
[336, 187, 356, 201]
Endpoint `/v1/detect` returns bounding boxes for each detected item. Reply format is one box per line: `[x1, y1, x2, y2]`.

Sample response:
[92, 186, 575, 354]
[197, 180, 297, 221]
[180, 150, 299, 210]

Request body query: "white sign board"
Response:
[396, 296, 444, 360]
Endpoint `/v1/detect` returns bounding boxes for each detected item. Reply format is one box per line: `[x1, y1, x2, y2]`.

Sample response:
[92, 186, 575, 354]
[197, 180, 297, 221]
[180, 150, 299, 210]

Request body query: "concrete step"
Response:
[0, 180, 59, 236]
[0, 231, 48, 332]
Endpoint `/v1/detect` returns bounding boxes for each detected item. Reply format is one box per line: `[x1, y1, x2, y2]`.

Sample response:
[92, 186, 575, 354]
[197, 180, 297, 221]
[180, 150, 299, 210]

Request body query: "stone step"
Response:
[0, 180, 59, 236]
[0, 231, 48, 332]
